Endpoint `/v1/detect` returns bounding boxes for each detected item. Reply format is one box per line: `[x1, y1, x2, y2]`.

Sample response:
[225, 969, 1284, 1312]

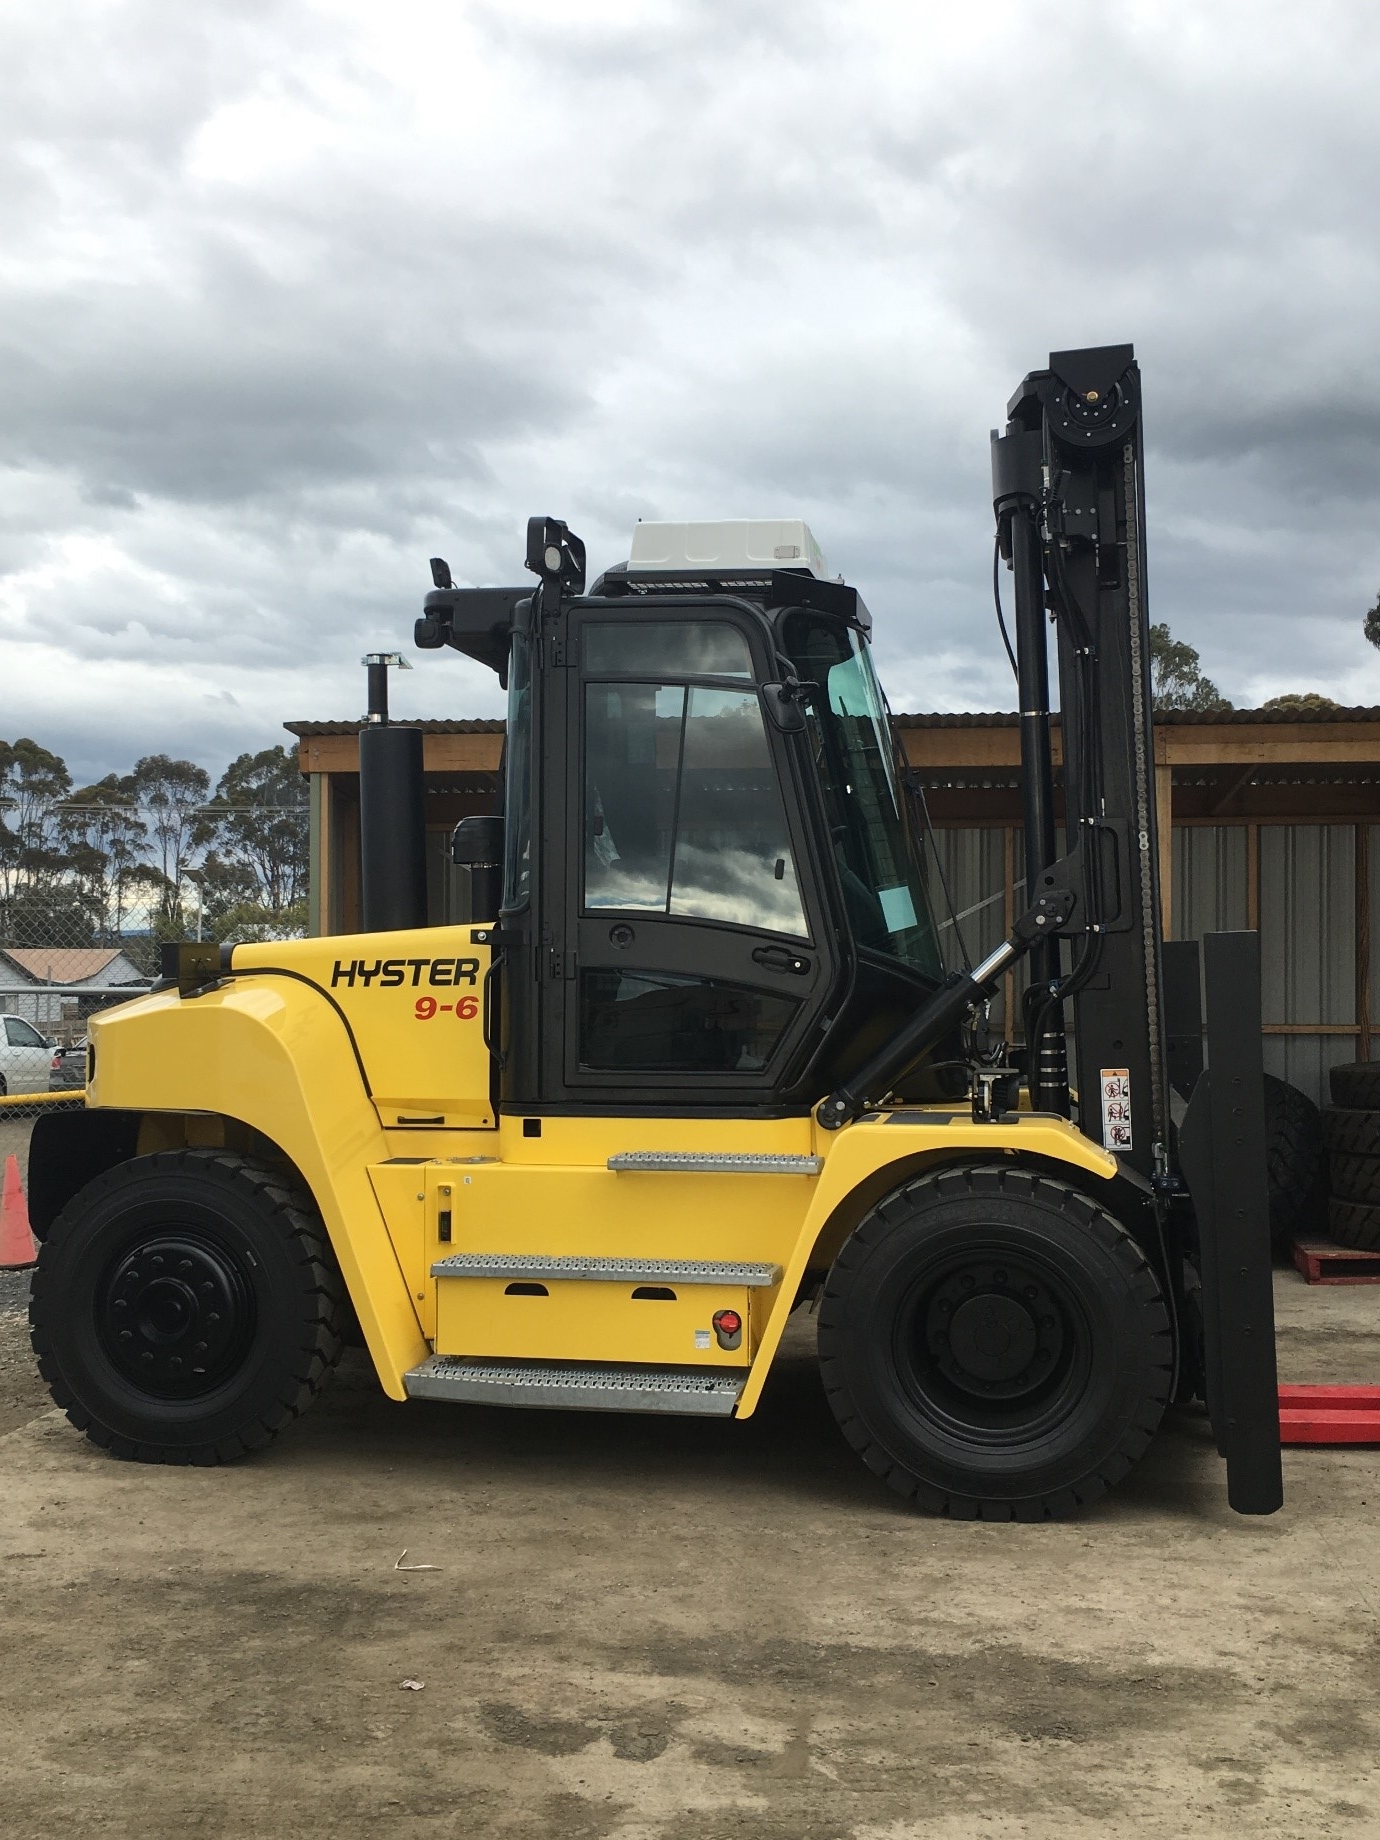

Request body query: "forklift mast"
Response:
[993, 346, 1166, 1183]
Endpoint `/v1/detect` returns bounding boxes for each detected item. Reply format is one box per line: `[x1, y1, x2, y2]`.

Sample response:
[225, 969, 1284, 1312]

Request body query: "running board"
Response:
[429, 1253, 780, 1285]
[607, 1151, 821, 1175]
[404, 1356, 745, 1417]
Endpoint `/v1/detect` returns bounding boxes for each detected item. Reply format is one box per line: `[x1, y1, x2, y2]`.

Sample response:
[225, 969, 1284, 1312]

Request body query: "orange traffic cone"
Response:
[1, 1153, 38, 1270]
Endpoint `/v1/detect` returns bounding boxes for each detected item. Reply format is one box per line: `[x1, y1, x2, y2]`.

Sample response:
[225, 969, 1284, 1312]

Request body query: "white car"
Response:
[0, 1013, 56, 1095]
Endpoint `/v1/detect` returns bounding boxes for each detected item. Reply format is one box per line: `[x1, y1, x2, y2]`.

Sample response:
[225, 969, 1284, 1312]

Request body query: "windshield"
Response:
[782, 612, 942, 980]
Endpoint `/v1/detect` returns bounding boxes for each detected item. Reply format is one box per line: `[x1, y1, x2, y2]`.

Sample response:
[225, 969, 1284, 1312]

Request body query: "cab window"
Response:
[583, 678, 807, 938]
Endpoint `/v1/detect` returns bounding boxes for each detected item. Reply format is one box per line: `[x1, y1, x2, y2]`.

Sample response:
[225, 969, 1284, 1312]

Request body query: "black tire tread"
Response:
[817, 1163, 1172, 1522]
[29, 1149, 346, 1465]
[1327, 1153, 1380, 1207]
[1322, 1107, 1380, 1160]
[1262, 1075, 1324, 1246]
[1328, 1197, 1380, 1252]
[1329, 1063, 1380, 1111]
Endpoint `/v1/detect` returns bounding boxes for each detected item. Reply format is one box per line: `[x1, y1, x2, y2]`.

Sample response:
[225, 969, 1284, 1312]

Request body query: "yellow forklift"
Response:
[26, 346, 1282, 1519]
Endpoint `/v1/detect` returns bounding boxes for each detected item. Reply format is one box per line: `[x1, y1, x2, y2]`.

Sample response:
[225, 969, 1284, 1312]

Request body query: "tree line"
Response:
[0, 739, 309, 959]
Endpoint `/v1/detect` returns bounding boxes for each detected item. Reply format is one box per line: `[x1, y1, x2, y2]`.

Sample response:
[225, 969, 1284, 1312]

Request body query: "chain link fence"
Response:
[0, 920, 159, 1208]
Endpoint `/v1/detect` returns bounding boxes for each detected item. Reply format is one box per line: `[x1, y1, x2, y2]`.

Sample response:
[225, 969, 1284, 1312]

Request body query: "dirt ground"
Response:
[1, 1248, 1379, 1840]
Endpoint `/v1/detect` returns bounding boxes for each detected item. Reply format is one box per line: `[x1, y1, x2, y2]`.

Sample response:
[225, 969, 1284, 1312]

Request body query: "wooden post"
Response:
[308, 773, 328, 938]
[1358, 823, 1372, 1064]
[1246, 823, 1260, 931]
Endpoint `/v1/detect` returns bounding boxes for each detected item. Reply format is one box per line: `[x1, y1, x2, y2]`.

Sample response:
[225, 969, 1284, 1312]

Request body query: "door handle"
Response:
[751, 946, 811, 975]
[482, 953, 506, 1066]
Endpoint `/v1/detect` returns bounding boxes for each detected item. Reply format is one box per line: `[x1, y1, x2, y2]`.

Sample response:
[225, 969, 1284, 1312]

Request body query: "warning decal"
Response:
[1100, 1068, 1133, 1153]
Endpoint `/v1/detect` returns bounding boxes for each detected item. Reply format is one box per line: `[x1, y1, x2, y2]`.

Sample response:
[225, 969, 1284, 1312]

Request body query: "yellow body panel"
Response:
[87, 924, 1119, 1416]
[235, 928, 497, 1129]
[435, 1278, 754, 1366]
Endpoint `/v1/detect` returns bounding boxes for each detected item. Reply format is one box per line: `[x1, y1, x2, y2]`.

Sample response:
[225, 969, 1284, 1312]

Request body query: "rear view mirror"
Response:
[760, 683, 806, 734]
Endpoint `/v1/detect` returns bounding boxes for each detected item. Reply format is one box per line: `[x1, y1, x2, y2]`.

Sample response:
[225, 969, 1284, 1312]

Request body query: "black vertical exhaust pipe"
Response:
[359, 651, 427, 932]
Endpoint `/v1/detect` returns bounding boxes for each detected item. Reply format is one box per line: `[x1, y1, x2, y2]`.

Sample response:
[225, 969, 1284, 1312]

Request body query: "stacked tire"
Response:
[1263, 1074, 1325, 1251]
[1322, 1064, 1380, 1250]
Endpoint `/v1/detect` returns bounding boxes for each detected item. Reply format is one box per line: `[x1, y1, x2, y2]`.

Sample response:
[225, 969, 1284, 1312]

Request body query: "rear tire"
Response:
[817, 1164, 1172, 1520]
[29, 1150, 346, 1464]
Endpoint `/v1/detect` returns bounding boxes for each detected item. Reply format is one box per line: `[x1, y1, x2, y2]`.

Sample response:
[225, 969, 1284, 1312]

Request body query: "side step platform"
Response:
[404, 1355, 746, 1417]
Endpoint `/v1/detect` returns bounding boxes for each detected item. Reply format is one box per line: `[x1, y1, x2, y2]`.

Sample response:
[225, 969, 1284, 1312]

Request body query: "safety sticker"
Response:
[1100, 1068, 1133, 1153]
[694, 1329, 711, 1351]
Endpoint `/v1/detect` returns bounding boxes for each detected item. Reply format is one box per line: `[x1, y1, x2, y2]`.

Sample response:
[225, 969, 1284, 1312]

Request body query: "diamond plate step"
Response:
[607, 1151, 821, 1174]
[404, 1356, 745, 1417]
[429, 1253, 780, 1285]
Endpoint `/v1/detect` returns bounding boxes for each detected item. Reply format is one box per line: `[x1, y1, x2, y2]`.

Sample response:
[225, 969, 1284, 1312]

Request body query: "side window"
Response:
[6, 1017, 45, 1047]
[579, 969, 798, 1073]
[583, 680, 807, 937]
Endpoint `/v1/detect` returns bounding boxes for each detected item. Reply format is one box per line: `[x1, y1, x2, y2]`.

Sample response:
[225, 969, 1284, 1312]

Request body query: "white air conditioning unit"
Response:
[626, 519, 832, 580]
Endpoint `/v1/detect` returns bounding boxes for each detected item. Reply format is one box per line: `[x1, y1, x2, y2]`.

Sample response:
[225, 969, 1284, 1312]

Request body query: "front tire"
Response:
[817, 1164, 1172, 1520]
[29, 1150, 346, 1464]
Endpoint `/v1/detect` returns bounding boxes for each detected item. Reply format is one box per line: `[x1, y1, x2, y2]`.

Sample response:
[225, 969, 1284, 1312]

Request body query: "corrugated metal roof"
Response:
[288, 708, 1380, 737]
[285, 718, 506, 736]
[892, 707, 1380, 728]
[0, 947, 133, 983]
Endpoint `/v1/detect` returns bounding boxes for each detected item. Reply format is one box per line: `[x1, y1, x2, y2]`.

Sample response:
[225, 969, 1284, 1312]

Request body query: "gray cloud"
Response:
[2, 0, 1380, 788]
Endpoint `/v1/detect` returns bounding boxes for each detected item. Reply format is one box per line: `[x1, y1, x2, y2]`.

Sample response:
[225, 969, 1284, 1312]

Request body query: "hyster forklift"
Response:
[28, 345, 1283, 1520]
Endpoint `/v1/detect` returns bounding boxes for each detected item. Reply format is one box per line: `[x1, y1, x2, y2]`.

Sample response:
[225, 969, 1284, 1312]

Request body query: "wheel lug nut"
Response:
[194, 1341, 207, 1355]
[140, 1352, 154, 1365]
[208, 1312, 220, 1324]
[200, 1282, 214, 1296]
[993, 1269, 1007, 1285]
[119, 1330, 133, 1342]
[113, 1299, 127, 1312]
[179, 1260, 192, 1274]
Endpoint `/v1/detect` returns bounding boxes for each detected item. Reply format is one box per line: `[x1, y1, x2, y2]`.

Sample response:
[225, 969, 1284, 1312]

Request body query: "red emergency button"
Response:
[712, 1309, 743, 1351]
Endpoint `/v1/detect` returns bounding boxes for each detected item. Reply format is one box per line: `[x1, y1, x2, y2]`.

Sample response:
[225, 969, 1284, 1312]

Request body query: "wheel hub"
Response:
[97, 1232, 255, 1400]
[923, 1259, 1067, 1404]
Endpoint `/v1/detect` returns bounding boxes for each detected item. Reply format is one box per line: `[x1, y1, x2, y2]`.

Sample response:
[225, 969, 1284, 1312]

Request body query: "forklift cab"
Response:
[420, 518, 955, 1119]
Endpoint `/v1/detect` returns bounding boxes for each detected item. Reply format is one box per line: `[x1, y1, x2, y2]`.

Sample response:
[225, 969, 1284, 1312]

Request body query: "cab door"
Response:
[559, 608, 833, 1107]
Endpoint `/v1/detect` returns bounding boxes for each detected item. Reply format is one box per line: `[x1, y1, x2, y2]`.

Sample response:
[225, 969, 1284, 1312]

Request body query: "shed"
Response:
[287, 705, 1380, 1105]
[0, 947, 149, 1034]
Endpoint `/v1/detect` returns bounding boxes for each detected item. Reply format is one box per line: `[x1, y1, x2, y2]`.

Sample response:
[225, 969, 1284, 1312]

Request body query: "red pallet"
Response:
[1291, 1239, 1380, 1285]
[1279, 1385, 1380, 1444]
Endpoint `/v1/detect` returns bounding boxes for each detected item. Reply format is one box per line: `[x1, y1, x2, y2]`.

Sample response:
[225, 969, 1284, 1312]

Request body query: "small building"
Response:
[287, 704, 1380, 1106]
[0, 947, 149, 1036]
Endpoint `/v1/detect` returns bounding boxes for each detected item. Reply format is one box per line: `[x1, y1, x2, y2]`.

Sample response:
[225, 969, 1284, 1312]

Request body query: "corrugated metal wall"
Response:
[926, 818, 1372, 1107]
[1259, 825, 1357, 1101]
[924, 826, 1016, 1031]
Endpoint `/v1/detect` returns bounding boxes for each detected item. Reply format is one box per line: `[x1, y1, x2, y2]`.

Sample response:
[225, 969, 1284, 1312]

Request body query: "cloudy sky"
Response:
[3, 0, 1380, 783]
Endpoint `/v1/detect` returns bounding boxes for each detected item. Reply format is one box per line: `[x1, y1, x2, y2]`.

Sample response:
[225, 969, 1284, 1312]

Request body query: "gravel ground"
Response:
[2, 1264, 1380, 1839]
